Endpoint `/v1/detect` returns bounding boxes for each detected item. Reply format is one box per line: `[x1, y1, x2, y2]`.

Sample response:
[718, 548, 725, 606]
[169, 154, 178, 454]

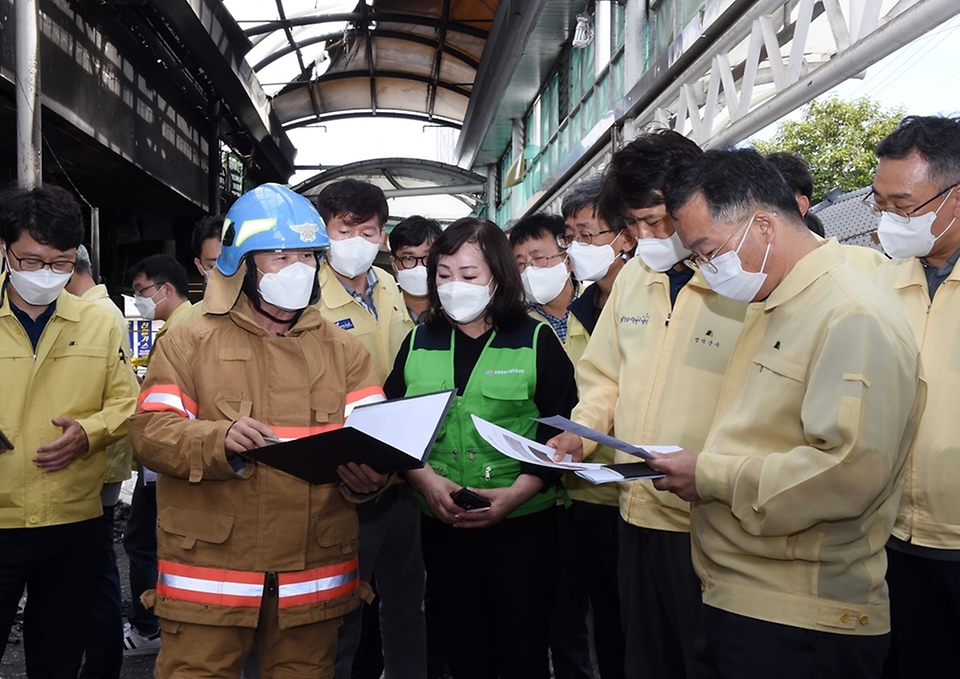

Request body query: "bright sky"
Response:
[751, 13, 960, 141]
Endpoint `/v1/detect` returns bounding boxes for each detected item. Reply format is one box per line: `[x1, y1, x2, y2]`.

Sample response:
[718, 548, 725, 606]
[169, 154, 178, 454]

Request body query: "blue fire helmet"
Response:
[217, 183, 329, 276]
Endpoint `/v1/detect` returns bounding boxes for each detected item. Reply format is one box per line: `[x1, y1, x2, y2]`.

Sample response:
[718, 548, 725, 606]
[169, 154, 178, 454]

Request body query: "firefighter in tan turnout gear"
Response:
[128, 184, 388, 678]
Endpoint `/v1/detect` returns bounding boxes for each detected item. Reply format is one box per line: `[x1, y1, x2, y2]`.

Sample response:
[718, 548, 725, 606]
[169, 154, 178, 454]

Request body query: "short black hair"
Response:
[599, 130, 703, 228]
[389, 215, 442, 255]
[128, 254, 190, 298]
[191, 215, 224, 257]
[315, 179, 389, 229]
[0, 184, 84, 252]
[804, 212, 826, 238]
[424, 217, 528, 332]
[507, 213, 566, 248]
[876, 115, 960, 185]
[665, 147, 805, 228]
[561, 176, 603, 220]
[766, 152, 814, 200]
[766, 152, 824, 236]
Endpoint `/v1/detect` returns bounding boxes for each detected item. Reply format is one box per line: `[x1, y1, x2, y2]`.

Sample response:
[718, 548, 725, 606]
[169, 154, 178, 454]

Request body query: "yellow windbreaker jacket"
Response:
[572, 258, 748, 531]
[871, 256, 960, 549]
[315, 261, 413, 384]
[693, 240, 925, 636]
[79, 284, 135, 485]
[0, 276, 139, 528]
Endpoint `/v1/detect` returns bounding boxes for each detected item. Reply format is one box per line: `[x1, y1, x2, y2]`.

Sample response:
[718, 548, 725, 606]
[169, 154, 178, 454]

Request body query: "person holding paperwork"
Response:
[647, 148, 925, 679]
[547, 130, 744, 679]
[383, 217, 577, 679]
[127, 184, 387, 678]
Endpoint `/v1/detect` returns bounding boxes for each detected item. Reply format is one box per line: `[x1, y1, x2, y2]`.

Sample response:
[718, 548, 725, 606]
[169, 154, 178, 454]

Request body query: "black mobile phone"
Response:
[450, 487, 491, 511]
[0, 427, 13, 452]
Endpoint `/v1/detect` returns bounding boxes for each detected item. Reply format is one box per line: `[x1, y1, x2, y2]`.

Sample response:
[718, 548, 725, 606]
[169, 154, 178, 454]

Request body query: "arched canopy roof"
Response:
[293, 157, 486, 213]
[224, 0, 499, 130]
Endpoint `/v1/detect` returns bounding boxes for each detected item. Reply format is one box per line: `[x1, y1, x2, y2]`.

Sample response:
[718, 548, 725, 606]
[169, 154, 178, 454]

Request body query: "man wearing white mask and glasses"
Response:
[313, 179, 422, 679]
[509, 214, 579, 344]
[548, 130, 742, 679]
[389, 215, 442, 324]
[508, 212, 597, 679]
[866, 115, 960, 678]
[129, 255, 192, 328]
[648, 148, 925, 679]
[560, 176, 636, 316]
[0, 185, 138, 678]
[122, 254, 192, 657]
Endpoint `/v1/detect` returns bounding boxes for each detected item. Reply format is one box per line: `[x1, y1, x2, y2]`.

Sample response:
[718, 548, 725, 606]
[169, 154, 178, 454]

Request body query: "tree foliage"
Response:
[754, 97, 905, 204]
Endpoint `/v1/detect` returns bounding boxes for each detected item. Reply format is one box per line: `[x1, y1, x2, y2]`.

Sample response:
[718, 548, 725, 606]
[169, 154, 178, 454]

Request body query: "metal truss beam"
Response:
[633, 0, 960, 149]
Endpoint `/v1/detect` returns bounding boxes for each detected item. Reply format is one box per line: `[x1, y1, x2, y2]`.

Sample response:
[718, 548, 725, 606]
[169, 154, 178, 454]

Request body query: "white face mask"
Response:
[396, 266, 429, 297]
[437, 280, 493, 324]
[699, 216, 770, 304]
[877, 190, 956, 259]
[567, 237, 619, 282]
[521, 260, 570, 305]
[258, 261, 317, 311]
[636, 232, 692, 272]
[133, 288, 165, 321]
[5, 256, 72, 306]
[328, 236, 380, 279]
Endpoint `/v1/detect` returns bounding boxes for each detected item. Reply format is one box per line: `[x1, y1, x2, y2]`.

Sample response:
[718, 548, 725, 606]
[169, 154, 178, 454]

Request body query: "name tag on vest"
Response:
[336, 318, 355, 331]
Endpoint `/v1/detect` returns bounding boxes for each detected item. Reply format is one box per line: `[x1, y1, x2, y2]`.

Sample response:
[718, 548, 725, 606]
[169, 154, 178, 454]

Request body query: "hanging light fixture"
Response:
[572, 12, 595, 49]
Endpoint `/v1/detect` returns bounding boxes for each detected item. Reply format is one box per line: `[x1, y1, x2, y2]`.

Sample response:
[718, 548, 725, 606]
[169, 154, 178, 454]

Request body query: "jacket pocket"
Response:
[751, 351, 807, 382]
[312, 390, 343, 425]
[406, 380, 447, 397]
[48, 346, 109, 361]
[158, 506, 234, 550]
[317, 508, 359, 556]
[479, 374, 530, 401]
[218, 347, 252, 361]
[215, 391, 252, 421]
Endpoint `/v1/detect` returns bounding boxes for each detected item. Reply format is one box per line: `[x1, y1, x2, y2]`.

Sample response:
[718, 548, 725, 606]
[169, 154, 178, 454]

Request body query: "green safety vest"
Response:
[404, 319, 557, 518]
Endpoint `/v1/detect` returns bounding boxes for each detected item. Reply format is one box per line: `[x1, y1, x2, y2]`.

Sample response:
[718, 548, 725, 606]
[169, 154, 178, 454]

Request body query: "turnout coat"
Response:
[128, 271, 383, 630]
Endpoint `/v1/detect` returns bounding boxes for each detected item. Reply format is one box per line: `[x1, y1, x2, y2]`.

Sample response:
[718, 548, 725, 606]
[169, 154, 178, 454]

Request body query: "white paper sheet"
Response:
[534, 415, 683, 459]
[471, 415, 607, 472]
[346, 390, 455, 460]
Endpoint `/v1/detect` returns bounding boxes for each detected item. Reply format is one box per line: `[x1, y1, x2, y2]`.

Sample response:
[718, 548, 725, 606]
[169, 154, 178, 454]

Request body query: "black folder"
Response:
[244, 390, 456, 485]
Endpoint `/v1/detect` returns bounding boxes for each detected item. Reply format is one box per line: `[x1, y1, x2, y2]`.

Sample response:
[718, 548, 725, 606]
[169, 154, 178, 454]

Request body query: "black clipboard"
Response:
[244, 389, 456, 485]
[603, 462, 664, 480]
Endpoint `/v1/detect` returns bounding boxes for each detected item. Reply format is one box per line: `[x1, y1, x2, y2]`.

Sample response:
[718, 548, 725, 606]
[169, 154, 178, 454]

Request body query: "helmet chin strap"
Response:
[248, 292, 303, 326]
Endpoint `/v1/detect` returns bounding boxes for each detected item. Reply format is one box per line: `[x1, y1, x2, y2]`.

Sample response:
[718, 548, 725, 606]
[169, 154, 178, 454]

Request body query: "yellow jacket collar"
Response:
[79, 283, 110, 303]
[318, 259, 384, 310]
[764, 238, 845, 311]
[633, 256, 712, 292]
[890, 252, 960, 291]
[0, 272, 82, 322]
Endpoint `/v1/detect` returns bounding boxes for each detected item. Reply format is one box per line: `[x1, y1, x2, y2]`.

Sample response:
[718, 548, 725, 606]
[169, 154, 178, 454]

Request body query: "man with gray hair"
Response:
[867, 115, 960, 677]
[66, 246, 133, 679]
[561, 176, 636, 312]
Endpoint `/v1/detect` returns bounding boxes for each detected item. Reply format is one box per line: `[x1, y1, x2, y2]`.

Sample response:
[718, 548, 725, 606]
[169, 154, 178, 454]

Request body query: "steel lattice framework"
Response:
[631, 0, 959, 149]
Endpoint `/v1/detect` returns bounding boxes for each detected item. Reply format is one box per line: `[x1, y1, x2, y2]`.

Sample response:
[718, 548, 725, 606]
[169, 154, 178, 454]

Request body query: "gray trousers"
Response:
[335, 483, 427, 679]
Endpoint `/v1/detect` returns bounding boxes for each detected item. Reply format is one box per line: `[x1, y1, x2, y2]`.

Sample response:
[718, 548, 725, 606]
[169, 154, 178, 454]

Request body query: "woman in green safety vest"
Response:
[384, 217, 578, 679]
